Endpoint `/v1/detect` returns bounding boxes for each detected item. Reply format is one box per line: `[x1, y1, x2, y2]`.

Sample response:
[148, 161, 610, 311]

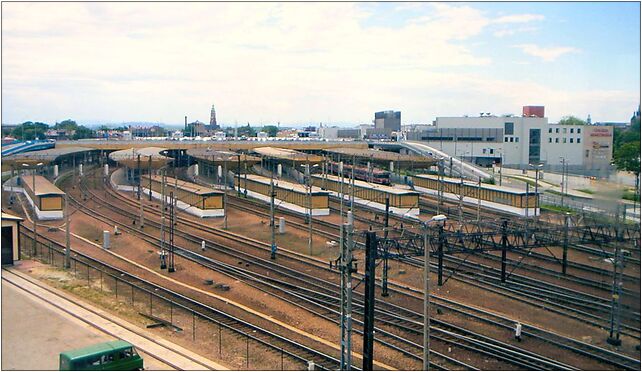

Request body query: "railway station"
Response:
[1, 139, 640, 372]
[3, 4, 640, 370]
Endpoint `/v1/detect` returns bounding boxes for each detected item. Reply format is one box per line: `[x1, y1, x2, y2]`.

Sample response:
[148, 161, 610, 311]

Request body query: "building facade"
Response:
[374, 111, 401, 131]
[407, 107, 613, 171]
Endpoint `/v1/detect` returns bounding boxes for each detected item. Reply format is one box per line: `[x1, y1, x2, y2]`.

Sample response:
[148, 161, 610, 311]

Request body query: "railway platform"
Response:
[1, 264, 228, 371]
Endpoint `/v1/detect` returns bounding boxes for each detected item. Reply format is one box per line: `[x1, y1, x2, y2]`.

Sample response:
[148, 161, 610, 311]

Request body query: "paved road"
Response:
[1, 279, 172, 371]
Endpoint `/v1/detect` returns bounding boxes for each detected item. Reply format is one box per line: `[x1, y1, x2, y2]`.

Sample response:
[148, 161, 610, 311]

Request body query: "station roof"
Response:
[56, 139, 369, 152]
[109, 147, 173, 168]
[20, 175, 65, 196]
[414, 174, 540, 195]
[186, 148, 261, 165]
[252, 147, 324, 164]
[315, 174, 419, 195]
[143, 174, 223, 196]
[2, 212, 23, 221]
[323, 148, 436, 167]
[244, 174, 329, 195]
[2, 146, 96, 166]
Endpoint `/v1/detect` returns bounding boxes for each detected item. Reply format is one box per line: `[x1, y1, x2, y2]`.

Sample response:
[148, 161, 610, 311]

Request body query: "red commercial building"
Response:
[523, 106, 545, 118]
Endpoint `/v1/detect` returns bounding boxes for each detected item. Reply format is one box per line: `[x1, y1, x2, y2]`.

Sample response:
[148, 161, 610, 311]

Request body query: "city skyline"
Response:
[2, 2, 640, 126]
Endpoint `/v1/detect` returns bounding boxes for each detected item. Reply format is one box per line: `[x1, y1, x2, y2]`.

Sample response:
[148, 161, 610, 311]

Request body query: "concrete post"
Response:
[103, 231, 110, 249]
[54, 164, 59, 178]
[279, 217, 286, 234]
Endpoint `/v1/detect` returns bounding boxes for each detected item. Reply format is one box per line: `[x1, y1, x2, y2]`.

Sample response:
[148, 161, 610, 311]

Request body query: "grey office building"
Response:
[374, 111, 401, 131]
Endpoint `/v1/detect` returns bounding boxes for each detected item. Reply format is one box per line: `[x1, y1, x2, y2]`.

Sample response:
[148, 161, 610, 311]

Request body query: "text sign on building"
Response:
[589, 128, 612, 137]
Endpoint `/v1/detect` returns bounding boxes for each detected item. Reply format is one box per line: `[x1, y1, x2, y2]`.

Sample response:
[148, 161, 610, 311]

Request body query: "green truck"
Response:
[59, 340, 144, 371]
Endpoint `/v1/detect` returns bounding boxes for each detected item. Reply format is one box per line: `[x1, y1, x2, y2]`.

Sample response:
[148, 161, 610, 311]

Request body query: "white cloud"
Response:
[493, 14, 545, 24]
[493, 26, 538, 37]
[513, 44, 580, 62]
[2, 2, 497, 124]
[0, 3, 635, 125]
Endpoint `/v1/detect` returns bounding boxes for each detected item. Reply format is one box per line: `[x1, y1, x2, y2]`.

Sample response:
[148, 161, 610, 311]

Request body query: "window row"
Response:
[549, 137, 581, 144]
[504, 137, 519, 143]
[549, 127, 581, 134]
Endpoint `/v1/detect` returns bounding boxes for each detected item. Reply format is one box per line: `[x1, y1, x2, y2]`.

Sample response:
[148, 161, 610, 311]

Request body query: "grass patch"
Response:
[622, 189, 638, 201]
[540, 204, 576, 214]
[546, 189, 565, 197]
[505, 176, 537, 187]
[575, 188, 595, 195]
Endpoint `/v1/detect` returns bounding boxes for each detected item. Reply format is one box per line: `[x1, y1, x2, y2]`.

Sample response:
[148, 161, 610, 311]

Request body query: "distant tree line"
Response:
[6, 119, 97, 140]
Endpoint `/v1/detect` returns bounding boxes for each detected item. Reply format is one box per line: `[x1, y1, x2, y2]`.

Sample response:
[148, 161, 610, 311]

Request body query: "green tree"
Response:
[55, 119, 78, 130]
[262, 125, 279, 137]
[72, 125, 96, 140]
[613, 142, 640, 174]
[238, 124, 256, 137]
[11, 121, 49, 140]
[558, 116, 586, 126]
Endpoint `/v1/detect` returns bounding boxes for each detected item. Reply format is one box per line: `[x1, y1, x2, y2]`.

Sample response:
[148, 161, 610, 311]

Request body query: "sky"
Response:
[1, 2, 640, 127]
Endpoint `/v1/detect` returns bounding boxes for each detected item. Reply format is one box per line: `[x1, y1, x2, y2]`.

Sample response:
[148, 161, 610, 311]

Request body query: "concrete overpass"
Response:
[368, 141, 492, 180]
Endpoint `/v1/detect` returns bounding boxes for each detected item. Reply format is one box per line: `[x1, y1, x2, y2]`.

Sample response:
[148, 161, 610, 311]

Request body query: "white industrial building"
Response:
[406, 106, 613, 172]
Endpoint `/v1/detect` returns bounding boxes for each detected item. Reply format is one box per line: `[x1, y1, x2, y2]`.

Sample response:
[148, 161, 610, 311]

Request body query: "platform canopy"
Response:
[186, 148, 261, 167]
[21, 175, 65, 196]
[108, 147, 173, 169]
[252, 147, 324, 164]
[323, 147, 436, 168]
[2, 146, 96, 167]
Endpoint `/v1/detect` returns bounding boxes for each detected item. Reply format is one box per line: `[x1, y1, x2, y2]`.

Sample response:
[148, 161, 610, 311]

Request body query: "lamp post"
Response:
[529, 163, 543, 217]
[559, 157, 566, 208]
[23, 162, 43, 256]
[423, 214, 447, 371]
[499, 151, 504, 186]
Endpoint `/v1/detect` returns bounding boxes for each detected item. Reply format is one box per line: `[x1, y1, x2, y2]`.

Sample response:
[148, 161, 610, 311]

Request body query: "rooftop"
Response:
[186, 148, 261, 164]
[244, 174, 329, 195]
[20, 175, 65, 196]
[109, 147, 173, 168]
[143, 174, 222, 196]
[2, 212, 23, 221]
[252, 147, 324, 163]
[323, 147, 436, 165]
[414, 174, 540, 195]
[316, 174, 419, 195]
[2, 146, 96, 165]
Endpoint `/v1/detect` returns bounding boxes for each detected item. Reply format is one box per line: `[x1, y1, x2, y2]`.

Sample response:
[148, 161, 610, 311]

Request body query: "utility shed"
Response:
[2, 212, 23, 265]
[20, 175, 65, 220]
[236, 174, 330, 215]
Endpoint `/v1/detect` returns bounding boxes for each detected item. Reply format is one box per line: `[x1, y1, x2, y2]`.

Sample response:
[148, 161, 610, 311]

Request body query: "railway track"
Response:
[63, 170, 641, 370]
[418, 195, 641, 264]
[329, 199, 641, 338]
[18, 226, 344, 371]
[73, 177, 562, 370]
[250, 193, 638, 297]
